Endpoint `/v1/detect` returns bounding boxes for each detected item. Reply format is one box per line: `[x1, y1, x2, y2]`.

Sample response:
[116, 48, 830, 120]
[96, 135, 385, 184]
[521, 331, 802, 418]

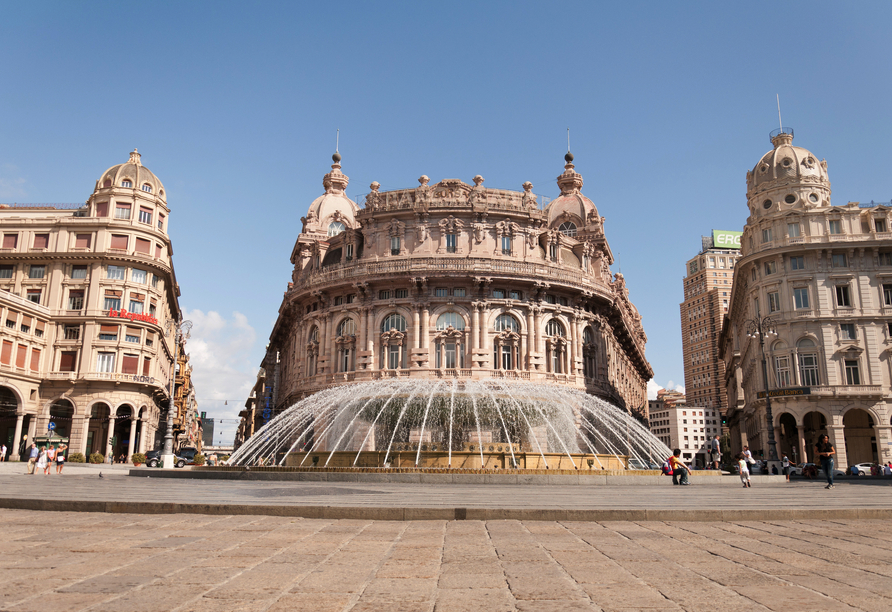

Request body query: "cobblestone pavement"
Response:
[2, 509, 891, 612]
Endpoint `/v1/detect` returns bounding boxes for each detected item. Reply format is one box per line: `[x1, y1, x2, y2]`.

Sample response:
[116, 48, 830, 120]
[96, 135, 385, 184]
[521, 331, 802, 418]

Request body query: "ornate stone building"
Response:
[258, 151, 652, 424]
[0, 150, 184, 461]
[720, 129, 892, 468]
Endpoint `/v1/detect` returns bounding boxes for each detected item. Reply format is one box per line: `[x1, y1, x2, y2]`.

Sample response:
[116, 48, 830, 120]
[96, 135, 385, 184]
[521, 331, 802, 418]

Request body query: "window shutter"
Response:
[104, 289, 122, 297]
[143, 357, 151, 376]
[146, 331, 155, 343]
[75, 234, 91, 248]
[21, 315, 32, 327]
[33, 234, 49, 249]
[35, 320, 46, 333]
[2, 234, 17, 248]
[155, 244, 162, 258]
[16, 345, 27, 368]
[110, 234, 128, 250]
[131, 293, 145, 302]
[100, 324, 118, 334]
[122, 354, 139, 374]
[96, 202, 108, 217]
[6, 311, 18, 324]
[135, 238, 151, 254]
[1, 340, 12, 365]
[59, 351, 76, 372]
[30, 348, 40, 371]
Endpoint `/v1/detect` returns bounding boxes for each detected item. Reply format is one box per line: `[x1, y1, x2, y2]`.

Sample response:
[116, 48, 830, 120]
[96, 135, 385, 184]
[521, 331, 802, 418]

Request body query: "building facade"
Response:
[720, 129, 892, 469]
[648, 389, 721, 466]
[0, 150, 184, 461]
[248, 151, 652, 433]
[680, 234, 741, 414]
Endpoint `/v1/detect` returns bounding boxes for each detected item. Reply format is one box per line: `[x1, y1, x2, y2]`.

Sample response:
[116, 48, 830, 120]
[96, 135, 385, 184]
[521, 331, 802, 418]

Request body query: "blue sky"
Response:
[2, 2, 891, 444]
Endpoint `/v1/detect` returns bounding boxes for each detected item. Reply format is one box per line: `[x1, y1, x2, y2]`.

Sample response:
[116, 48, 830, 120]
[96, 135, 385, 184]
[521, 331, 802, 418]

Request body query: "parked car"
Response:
[628, 459, 660, 470]
[145, 450, 162, 468]
[174, 447, 199, 468]
[850, 463, 875, 476]
[791, 462, 845, 478]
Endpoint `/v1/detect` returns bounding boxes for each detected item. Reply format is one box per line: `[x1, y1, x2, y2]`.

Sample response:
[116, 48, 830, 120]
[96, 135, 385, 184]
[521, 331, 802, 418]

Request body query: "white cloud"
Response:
[647, 379, 685, 400]
[182, 309, 259, 446]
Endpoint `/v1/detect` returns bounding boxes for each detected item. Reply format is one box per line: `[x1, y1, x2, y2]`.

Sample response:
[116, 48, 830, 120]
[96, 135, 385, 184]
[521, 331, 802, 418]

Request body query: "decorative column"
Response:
[367, 308, 376, 369]
[11, 413, 24, 461]
[128, 416, 138, 462]
[569, 315, 577, 375]
[326, 314, 335, 374]
[828, 424, 848, 470]
[534, 308, 543, 355]
[471, 304, 480, 350]
[421, 304, 430, 349]
[79, 415, 90, 455]
[138, 420, 148, 453]
[106, 416, 115, 459]
[413, 306, 421, 349]
[526, 309, 535, 368]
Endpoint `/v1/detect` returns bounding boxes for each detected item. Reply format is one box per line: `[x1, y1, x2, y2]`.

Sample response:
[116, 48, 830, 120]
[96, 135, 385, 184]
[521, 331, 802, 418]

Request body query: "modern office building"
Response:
[648, 389, 721, 465]
[720, 128, 892, 469]
[0, 150, 187, 462]
[680, 232, 741, 415]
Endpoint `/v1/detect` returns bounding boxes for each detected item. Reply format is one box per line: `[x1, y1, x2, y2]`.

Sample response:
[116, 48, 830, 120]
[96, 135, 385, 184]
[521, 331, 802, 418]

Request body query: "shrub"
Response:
[193, 454, 206, 466]
[88, 452, 105, 464]
[131, 453, 146, 465]
[68, 453, 86, 463]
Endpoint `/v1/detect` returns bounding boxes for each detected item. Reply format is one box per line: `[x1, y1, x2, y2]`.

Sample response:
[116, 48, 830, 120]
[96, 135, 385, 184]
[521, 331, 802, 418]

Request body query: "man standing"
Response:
[27, 443, 39, 474]
[710, 435, 721, 470]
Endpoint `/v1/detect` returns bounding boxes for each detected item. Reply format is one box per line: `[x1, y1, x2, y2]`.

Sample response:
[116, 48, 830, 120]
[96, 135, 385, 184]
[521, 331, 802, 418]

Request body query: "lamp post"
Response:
[745, 315, 780, 470]
[162, 318, 192, 469]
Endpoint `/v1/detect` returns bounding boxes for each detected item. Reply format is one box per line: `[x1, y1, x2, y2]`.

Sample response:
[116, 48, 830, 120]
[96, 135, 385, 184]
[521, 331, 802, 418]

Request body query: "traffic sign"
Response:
[48, 422, 56, 431]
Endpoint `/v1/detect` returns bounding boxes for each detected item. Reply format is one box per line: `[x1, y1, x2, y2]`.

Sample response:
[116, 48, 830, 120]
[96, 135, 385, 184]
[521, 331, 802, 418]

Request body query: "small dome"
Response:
[99, 149, 165, 197]
[748, 130, 828, 193]
[546, 153, 597, 229]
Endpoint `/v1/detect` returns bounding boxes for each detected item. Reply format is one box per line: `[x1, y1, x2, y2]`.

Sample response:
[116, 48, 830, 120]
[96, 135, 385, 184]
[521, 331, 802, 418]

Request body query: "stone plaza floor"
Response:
[3, 509, 892, 612]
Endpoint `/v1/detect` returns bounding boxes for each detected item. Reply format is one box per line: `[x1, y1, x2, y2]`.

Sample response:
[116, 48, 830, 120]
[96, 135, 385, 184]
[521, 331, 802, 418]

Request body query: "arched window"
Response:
[335, 319, 357, 373]
[558, 222, 577, 237]
[437, 312, 465, 330]
[141, 184, 152, 193]
[494, 314, 519, 332]
[797, 338, 819, 386]
[328, 221, 346, 236]
[773, 340, 791, 388]
[381, 313, 406, 332]
[337, 318, 356, 336]
[583, 327, 594, 344]
[121, 180, 132, 188]
[306, 325, 319, 376]
[545, 319, 564, 337]
[309, 326, 319, 342]
[582, 326, 596, 379]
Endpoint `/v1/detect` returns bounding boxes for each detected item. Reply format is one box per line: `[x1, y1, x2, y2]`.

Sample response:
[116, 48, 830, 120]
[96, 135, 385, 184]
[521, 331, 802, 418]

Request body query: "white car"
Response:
[791, 463, 846, 478]
[850, 463, 876, 476]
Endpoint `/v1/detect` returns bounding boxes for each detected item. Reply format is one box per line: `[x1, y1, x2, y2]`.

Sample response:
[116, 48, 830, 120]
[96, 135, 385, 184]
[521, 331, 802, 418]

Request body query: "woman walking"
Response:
[737, 453, 751, 488]
[37, 446, 49, 475]
[815, 434, 836, 489]
[55, 444, 67, 474]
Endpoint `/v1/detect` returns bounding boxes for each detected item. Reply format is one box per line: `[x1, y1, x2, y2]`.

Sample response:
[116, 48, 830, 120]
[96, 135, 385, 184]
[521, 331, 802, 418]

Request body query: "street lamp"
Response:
[162, 317, 192, 469]
[745, 315, 780, 470]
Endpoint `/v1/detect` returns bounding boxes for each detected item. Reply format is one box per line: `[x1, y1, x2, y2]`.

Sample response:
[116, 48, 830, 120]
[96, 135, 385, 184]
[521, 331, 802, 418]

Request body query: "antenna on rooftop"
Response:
[776, 95, 783, 132]
[336, 128, 339, 153]
[567, 127, 570, 153]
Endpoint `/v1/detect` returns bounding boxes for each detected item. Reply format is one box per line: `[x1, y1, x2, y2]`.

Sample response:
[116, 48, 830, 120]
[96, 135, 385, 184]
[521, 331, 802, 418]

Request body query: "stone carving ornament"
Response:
[365, 182, 381, 210]
[522, 182, 537, 209]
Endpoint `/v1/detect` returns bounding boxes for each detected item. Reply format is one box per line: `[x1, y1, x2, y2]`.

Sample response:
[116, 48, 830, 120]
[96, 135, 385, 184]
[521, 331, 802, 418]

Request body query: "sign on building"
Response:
[712, 230, 742, 249]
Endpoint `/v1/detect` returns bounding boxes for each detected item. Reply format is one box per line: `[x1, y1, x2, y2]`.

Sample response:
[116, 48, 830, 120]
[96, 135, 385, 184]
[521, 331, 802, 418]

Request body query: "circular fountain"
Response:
[228, 380, 670, 471]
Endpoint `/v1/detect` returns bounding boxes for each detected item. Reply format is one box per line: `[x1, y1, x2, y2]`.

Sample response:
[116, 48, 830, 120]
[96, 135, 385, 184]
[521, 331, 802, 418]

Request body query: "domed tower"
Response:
[745, 128, 831, 222]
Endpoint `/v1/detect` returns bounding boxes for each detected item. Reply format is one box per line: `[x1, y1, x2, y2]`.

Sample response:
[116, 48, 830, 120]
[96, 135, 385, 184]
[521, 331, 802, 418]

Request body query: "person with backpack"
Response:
[668, 449, 690, 485]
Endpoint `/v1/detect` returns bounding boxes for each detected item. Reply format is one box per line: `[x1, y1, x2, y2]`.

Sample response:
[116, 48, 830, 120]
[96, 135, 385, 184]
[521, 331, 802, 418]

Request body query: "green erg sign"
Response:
[713, 229, 742, 249]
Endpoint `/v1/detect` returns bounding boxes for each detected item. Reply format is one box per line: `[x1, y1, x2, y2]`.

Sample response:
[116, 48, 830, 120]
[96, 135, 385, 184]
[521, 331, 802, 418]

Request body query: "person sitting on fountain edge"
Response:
[668, 449, 690, 485]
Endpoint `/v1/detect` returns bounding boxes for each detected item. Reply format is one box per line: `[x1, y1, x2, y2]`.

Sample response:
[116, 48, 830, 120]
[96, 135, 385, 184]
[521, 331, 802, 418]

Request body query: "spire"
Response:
[128, 148, 142, 166]
[556, 151, 583, 195]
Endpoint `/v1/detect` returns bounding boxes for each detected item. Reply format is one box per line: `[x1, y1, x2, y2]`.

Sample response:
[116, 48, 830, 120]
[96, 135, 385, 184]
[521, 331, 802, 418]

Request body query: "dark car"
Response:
[145, 450, 162, 467]
[174, 447, 199, 468]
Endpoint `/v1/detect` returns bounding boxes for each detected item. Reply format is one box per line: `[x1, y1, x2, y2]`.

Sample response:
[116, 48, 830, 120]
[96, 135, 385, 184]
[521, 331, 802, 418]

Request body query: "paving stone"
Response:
[57, 575, 154, 593]
[438, 573, 508, 589]
[731, 585, 857, 611]
[432, 588, 515, 612]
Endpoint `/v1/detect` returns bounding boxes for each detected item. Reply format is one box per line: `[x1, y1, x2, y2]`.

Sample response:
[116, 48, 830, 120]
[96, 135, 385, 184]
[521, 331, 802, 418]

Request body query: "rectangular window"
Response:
[546, 294, 556, 304]
[775, 356, 791, 388]
[885, 284, 892, 307]
[0, 265, 12, 279]
[129, 298, 144, 314]
[155, 244, 162, 259]
[30, 348, 40, 372]
[390, 236, 401, 255]
[453, 288, 466, 297]
[831, 253, 847, 268]
[110, 234, 128, 250]
[787, 223, 801, 237]
[107, 265, 125, 280]
[435, 288, 448, 297]
[125, 328, 140, 343]
[15, 345, 26, 368]
[114, 204, 131, 219]
[761, 228, 772, 243]
[501, 236, 511, 255]
[64, 325, 80, 340]
[121, 354, 139, 375]
[836, 285, 852, 307]
[75, 234, 91, 249]
[95, 202, 108, 217]
[764, 261, 777, 275]
[59, 350, 77, 372]
[793, 287, 809, 310]
[799, 353, 819, 386]
[143, 357, 151, 376]
[2, 234, 17, 249]
[145, 331, 154, 347]
[509, 290, 522, 300]
[0, 340, 11, 365]
[158, 214, 165, 230]
[334, 296, 344, 306]
[149, 303, 156, 316]
[28, 265, 45, 279]
[845, 360, 861, 385]
[71, 265, 87, 279]
[131, 269, 147, 284]
[790, 256, 805, 271]
[67, 290, 84, 310]
[99, 325, 118, 341]
[103, 296, 121, 311]
[26, 289, 41, 304]
[394, 289, 409, 299]
[493, 289, 506, 299]
[378, 290, 390, 300]
[139, 207, 152, 224]
[96, 352, 116, 373]
[446, 233, 457, 253]
[768, 291, 781, 313]
[346, 294, 355, 304]
[828, 219, 842, 234]
[151, 274, 159, 288]
[135, 238, 151, 254]
[345, 244, 354, 260]
[876, 219, 887, 233]
[32, 234, 49, 249]
[881, 252, 892, 266]
[840, 323, 856, 340]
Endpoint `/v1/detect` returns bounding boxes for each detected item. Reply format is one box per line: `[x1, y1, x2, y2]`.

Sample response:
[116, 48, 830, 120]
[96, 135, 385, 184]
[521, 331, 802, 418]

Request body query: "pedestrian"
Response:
[782, 454, 791, 482]
[0, 443, 6, 461]
[46, 445, 56, 475]
[37, 446, 49, 475]
[55, 444, 67, 474]
[884, 463, 892, 477]
[815, 434, 836, 489]
[710, 435, 721, 470]
[743, 445, 756, 472]
[27, 443, 39, 474]
[669, 449, 690, 485]
[737, 452, 751, 488]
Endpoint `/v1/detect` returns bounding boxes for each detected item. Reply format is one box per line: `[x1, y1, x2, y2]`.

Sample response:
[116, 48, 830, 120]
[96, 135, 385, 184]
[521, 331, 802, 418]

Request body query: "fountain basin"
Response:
[285, 451, 626, 470]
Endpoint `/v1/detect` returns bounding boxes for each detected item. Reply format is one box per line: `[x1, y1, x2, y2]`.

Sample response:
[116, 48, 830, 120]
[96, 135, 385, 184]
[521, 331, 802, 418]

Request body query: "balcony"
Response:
[809, 384, 883, 398]
[0, 287, 51, 316]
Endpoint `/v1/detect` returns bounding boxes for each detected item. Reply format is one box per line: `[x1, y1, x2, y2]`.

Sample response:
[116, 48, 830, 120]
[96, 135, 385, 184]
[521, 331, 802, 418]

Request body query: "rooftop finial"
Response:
[332, 129, 342, 163]
[128, 148, 142, 166]
[565, 128, 573, 164]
